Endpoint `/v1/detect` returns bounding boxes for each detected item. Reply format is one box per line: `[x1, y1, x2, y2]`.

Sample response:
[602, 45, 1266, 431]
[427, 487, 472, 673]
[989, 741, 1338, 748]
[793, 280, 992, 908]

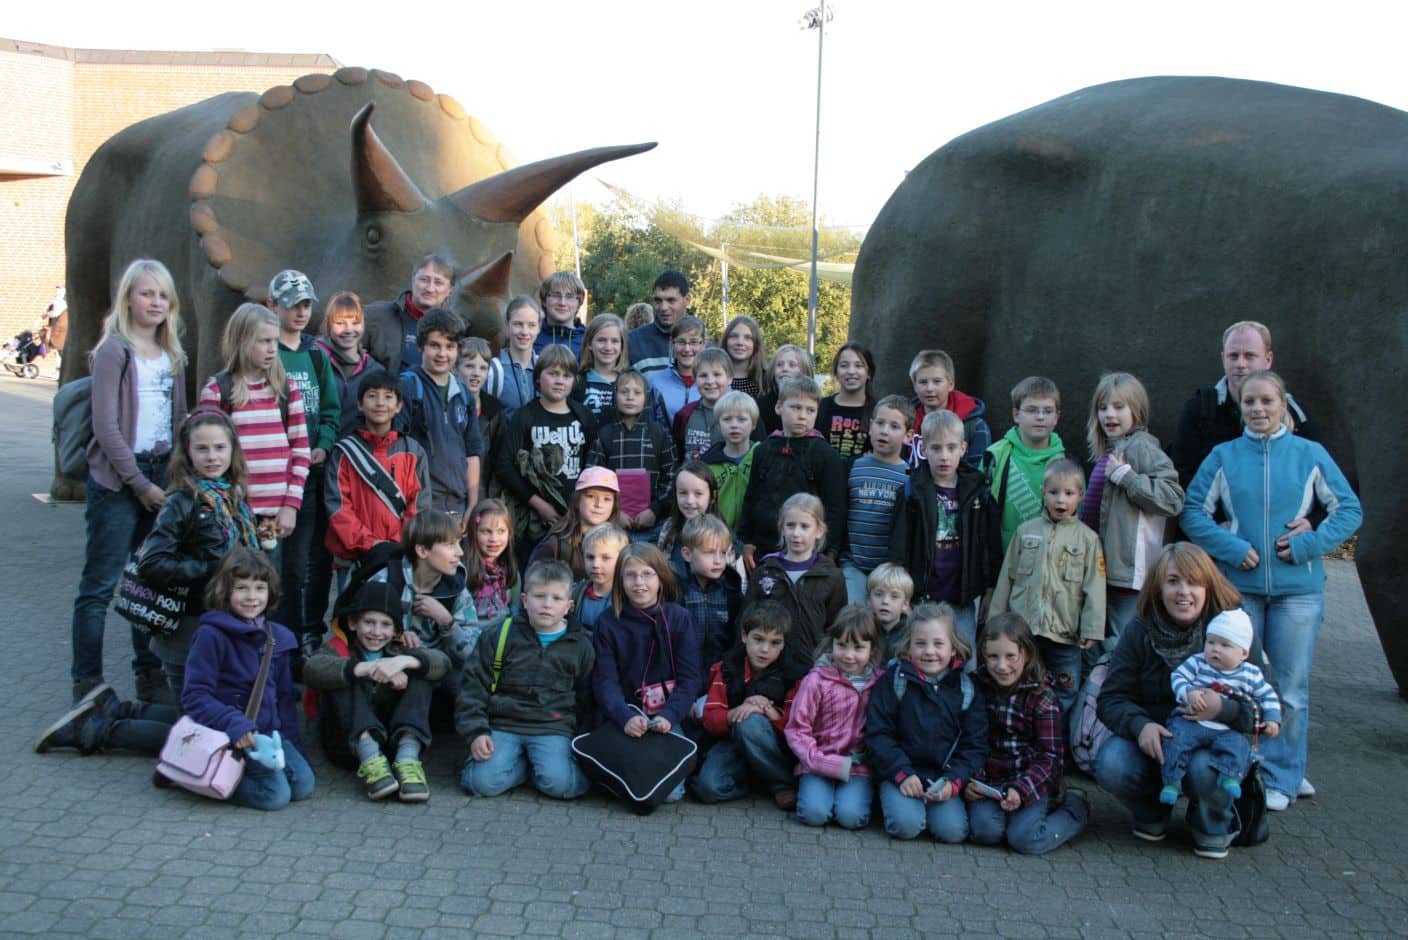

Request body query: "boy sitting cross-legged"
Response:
[303, 580, 450, 802]
[689, 600, 800, 809]
[458, 560, 596, 799]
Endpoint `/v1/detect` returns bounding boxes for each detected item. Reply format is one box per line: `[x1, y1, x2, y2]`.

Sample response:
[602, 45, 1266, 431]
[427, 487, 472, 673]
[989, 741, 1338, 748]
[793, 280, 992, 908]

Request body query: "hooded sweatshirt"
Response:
[983, 426, 1069, 550]
[906, 389, 991, 471]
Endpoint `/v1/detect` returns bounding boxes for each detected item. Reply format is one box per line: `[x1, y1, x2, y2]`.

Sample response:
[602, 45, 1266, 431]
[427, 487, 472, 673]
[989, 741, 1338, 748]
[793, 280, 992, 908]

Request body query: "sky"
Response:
[8, 0, 1407, 228]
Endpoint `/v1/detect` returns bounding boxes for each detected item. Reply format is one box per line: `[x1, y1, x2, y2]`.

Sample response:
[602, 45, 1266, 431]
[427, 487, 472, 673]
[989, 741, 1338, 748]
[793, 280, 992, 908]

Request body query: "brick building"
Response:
[0, 37, 337, 344]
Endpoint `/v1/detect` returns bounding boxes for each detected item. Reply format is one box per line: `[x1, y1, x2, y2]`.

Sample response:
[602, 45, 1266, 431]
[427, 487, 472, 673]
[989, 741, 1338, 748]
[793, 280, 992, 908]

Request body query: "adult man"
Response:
[365, 255, 458, 374]
[1170, 320, 1315, 486]
[534, 271, 587, 356]
[628, 270, 690, 378]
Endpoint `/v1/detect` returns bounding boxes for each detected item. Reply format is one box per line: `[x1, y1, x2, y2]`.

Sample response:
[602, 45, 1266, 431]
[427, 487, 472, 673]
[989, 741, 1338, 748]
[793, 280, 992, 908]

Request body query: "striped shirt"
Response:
[844, 455, 910, 572]
[199, 376, 310, 514]
[1171, 654, 1281, 726]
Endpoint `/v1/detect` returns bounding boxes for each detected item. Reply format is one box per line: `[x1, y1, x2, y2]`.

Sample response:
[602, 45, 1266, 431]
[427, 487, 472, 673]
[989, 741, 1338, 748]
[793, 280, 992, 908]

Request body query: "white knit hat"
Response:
[1207, 608, 1254, 652]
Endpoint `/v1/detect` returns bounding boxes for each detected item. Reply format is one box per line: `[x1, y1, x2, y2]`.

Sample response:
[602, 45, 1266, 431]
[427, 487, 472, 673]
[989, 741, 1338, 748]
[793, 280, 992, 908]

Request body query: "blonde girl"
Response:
[575, 313, 630, 418]
[198, 303, 310, 546]
[1080, 372, 1185, 645]
[68, 258, 188, 705]
[742, 493, 847, 680]
[721, 314, 766, 398]
[463, 497, 519, 622]
[785, 603, 882, 828]
[867, 602, 987, 842]
[590, 544, 702, 804]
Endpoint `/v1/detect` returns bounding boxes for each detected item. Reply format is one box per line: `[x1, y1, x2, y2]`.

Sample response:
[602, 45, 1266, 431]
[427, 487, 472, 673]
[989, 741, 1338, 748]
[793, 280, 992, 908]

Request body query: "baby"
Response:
[1160, 608, 1281, 803]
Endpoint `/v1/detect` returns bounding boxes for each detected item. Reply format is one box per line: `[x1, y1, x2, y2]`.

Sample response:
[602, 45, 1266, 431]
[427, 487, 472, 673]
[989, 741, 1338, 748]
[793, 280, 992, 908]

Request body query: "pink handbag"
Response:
[156, 625, 275, 800]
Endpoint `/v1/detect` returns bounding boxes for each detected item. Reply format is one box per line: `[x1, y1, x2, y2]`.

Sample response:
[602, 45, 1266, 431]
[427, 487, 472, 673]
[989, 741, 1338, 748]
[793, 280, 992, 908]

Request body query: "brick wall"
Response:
[0, 42, 335, 348]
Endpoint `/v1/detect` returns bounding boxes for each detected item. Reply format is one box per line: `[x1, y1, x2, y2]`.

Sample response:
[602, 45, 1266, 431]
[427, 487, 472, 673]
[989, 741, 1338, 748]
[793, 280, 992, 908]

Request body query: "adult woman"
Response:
[68, 259, 188, 705]
[1180, 370, 1361, 811]
[1094, 542, 1266, 859]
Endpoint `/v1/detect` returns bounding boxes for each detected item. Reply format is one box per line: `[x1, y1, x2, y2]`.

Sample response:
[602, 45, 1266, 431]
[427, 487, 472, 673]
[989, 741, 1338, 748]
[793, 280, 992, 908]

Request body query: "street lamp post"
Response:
[800, 2, 832, 356]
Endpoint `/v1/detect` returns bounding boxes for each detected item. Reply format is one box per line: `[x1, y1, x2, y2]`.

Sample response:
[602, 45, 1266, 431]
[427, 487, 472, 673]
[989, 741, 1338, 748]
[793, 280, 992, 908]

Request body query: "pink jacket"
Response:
[785, 660, 881, 781]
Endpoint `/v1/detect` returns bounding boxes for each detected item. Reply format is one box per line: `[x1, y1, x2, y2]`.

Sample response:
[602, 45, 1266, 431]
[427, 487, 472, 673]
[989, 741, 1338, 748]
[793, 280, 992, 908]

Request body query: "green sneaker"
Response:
[394, 759, 430, 803]
[357, 755, 398, 800]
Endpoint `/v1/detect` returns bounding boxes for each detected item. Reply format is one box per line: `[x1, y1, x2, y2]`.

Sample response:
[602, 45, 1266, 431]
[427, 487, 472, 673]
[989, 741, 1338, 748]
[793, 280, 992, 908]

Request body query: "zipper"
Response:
[1261, 436, 1272, 595]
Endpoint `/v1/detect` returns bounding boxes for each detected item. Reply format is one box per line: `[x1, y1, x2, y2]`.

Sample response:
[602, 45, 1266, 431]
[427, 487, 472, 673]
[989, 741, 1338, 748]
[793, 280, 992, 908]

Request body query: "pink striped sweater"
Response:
[198, 375, 310, 514]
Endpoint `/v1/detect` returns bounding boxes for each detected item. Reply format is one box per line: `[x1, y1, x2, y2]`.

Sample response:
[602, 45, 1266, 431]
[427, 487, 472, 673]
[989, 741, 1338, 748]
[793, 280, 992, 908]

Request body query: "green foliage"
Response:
[571, 192, 858, 369]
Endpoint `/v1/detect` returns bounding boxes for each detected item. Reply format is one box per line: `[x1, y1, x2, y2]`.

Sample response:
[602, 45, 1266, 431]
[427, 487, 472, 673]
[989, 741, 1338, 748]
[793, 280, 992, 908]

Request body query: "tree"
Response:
[577, 200, 709, 316]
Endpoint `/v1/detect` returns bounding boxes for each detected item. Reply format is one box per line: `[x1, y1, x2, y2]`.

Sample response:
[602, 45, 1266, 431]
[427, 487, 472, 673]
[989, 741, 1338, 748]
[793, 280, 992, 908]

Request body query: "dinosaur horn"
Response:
[456, 251, 515, 300]
[447, 142, 657, 223]
[351, 103, 429, 214]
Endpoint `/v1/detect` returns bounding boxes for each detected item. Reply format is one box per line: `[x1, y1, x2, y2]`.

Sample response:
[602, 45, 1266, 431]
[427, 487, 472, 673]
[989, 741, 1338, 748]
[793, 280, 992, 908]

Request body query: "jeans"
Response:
[230, 742, 316, 811]
[149, 614, 200, 697]
[689, 714, 797, 802]
[796, 773, 872, 829]
[1093, 734, 1235, 849]
[100, 701, 181, 755]
[1161, 717, 1251, 789]
[840, 561, 870, 605]
[1036, 637, 1082, 717]
[1241, 592, 1323, 799]
[460, 731, 588, 799]
[878, 780, 969, 842]
[954, 602, 978, 674]
[70, 462, 166, 683]
[277, 470, 329, 640]
[968, 792, 1089, 855]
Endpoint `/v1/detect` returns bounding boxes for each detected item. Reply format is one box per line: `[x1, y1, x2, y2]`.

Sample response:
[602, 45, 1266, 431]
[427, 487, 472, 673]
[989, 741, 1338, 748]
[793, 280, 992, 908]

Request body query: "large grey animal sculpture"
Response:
[850, 75, 1407, 695]
[60, 65, 653, 411]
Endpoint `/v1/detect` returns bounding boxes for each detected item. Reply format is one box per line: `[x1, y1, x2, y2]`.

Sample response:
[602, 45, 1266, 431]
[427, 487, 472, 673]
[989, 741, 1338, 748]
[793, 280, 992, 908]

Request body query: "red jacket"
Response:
[324, 428, 430, 564]
[700, 648, 798, 739]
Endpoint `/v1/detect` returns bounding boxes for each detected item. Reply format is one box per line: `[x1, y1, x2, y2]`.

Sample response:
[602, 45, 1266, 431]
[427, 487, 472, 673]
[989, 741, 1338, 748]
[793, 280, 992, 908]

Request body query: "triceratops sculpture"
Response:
[60, 65, 653, 400]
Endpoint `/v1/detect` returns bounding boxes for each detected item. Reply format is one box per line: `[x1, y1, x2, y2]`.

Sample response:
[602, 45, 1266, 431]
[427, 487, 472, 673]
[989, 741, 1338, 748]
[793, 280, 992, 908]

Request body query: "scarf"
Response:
[198, 478, 259, 551]
[1146, 610, 1205, 669]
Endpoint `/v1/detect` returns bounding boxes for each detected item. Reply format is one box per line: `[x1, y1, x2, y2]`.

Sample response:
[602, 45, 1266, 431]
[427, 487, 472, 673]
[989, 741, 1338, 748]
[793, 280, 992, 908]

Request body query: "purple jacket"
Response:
[87, 336, 188, 493]
[784, 658, 881, 781]
[591, 602, 701, 729]
[182, 610, 302, 750]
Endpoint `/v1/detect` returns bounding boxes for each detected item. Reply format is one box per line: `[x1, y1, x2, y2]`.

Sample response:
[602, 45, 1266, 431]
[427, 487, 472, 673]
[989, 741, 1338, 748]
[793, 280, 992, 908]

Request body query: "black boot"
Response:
[35, 683, 115, 753]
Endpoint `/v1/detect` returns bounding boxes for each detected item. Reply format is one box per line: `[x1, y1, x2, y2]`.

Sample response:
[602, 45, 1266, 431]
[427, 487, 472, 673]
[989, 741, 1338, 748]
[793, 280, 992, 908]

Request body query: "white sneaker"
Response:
[1265, 789, 1291, 812]
[1297, 778, 1316, 798]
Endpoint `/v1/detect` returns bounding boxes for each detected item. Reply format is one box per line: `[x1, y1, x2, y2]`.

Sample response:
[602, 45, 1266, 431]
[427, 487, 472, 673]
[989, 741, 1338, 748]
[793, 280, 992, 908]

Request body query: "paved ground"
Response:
[2, 373, 1405, 938]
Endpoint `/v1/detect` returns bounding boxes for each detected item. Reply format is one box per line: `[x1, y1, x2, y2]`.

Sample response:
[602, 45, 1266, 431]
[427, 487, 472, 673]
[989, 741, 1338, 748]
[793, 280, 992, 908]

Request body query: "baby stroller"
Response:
[1, 330, 44, 379]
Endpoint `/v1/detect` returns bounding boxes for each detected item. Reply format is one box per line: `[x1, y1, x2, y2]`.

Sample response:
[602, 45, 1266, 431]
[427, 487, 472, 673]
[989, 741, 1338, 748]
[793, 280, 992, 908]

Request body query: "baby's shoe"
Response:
[358, 754, 398, 800]
[394, 759, 430, 803]
[1158, 784, 1181, 805]
[1218, 773, 1242, 799]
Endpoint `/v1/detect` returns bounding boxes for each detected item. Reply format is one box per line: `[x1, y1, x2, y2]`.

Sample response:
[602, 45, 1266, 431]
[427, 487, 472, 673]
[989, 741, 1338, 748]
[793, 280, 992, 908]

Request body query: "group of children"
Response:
[47, 258, 1255, 853]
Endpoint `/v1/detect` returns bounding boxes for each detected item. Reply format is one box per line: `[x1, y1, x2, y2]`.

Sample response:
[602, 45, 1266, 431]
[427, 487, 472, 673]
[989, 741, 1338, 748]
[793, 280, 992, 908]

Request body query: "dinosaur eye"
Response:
[364, 224, 382, 247]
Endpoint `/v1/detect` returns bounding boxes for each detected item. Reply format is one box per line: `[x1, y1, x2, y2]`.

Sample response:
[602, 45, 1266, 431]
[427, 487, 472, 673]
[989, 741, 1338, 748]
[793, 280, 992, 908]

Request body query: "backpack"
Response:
[1068, 651, 1115, 774]
[53, 348, 131, 478]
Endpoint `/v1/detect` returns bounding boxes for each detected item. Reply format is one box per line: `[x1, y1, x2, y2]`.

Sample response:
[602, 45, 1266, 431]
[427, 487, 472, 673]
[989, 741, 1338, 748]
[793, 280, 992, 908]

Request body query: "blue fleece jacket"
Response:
[1182, 426, 1361, 597]
[591, 602, 702, 730]
[627, 319, 674, 377]
[534, 319, 586, 357]
[182, 611, 303, 750]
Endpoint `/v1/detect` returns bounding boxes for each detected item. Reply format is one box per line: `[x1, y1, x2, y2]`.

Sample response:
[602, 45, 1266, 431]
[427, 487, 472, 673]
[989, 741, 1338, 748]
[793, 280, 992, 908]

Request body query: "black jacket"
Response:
[744, 552, 847, 682]
[137, 490, 242, 610]
[866, 658, 988, 787]
[455, 610, 595, 740]
[737, 432, 847, 556]
[887, 463, 1001, 606]
[1170, 382, 1316, 487]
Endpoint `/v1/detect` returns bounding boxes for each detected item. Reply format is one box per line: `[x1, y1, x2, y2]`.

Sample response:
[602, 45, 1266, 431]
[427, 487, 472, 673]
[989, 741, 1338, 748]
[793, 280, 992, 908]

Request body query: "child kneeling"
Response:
[690, 601, 798, 808]
[866, 603, 988, 842]
[304, 580, 449, 802]
[967, 613, 1089, 854]
[458, 561, 596, 799]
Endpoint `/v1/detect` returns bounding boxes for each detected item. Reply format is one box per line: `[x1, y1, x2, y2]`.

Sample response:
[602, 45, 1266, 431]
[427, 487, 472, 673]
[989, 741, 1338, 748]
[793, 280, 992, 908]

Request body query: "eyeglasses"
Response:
[1019, 406, 1057, 417]
[545, 292, 580, 303]
[672, 337, 705, 348]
